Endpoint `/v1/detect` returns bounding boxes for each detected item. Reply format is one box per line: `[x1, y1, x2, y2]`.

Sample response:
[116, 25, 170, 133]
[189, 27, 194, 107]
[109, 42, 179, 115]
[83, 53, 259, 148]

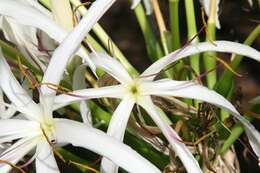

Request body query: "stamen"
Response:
[17, 55, 40, 90]
[214, 56, 242, 77]
[68, 160, 100, 173]
[18, 151, 38, 168]
[0, 160, 26, 173]
[41, 82, 88, 99]
[42, 127, 100, 172]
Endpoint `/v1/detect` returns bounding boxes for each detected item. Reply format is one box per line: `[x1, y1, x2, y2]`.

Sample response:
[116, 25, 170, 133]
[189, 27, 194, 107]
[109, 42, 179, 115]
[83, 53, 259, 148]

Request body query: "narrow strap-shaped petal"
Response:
[101, 96, 135, 173]
[41, 0, 116, 97]
[0, 89, 16, 119]
[53, 84, 125, 110]
[142, 79, 260, 160]
[200, 0, 221, 28]
[90, 53, 133, 84]
[0, 51, 42, 121]
[0, 0, 94, 72]
[131, 0, 152, 15]
[131, 0, 141, 9]
[55, 118, 160, 173]
[50, 0, 74, 31]
[72, 65, 92, 125]
[139, 96, 202, 173]
[36, 141, 60, 173]
[2, 17, 47, 70]
[0, 119, 40, 143]
[0, 137, 38, 173]
[0, 106, 16, 119]
[23, 0, 52, 17]
[142, 41, 260, 80]
[0, 0, 65, 45]
[143, 0, 153, 15]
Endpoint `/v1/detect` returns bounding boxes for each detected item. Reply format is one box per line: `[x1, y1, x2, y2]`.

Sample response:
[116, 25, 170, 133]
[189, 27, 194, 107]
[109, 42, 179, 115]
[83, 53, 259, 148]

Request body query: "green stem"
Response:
[216, 25, 260, 152]
[184, 0, 200, 76]
[169, 0, 184, 78]
[56, 148, 96, 173]
[169, 0, 180, 50]
[133, 3, 163, 62]
[220, 115, 254, 154]
[203, 0, 218, 89]
[203, 23, 217, 89]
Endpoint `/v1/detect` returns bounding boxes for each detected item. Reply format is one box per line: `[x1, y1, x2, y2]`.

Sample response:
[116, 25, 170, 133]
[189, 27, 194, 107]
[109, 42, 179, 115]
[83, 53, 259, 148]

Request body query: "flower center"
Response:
[130, 85, 138, 95]
[40, 118, 56, 143]
[127, 79, 142, 101]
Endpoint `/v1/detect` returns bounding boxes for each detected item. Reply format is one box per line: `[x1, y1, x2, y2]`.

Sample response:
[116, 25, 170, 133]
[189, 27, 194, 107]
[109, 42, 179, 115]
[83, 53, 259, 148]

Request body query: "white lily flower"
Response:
[54, 41, 260, 173]
[0, 0, 160, 172]
[131, 0, 153, 15]
[1, 16, 53, 71]
[0, 0, 96, 72]
[0, 47, 159, 173]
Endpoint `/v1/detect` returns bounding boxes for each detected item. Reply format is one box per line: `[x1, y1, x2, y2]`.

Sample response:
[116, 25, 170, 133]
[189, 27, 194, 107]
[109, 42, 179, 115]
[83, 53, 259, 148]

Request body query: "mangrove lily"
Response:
[0, 44, 159, 173]
[0, 29, 160, 170]
[0, 0, 160, 173]
[0, 0, 116, 112]
[53, 41, 260, 173]
[0, 0, 160, 172]
[1, 16, 54, 71]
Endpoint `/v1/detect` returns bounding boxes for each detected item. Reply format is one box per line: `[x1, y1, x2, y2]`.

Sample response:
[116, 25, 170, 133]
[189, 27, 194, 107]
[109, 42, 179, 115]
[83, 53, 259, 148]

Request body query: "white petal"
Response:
[0, 0, 64, 44]
[0, 89, 16, 119]
[0, 0, 94, 72]
[250, 96, 260, 105]
[142, 41, 260, 80]
[139, 96, 202, 173]
[143, 0, 153, 15]
[72, 65, 92, 125]
[248, 0, 253, 6]
[200, 0, 221, 28]
[41, 0, 116, 97]
[1, 17, 48, 71]
[53, 85, 125, 110]
[90, 53, 133, 84]
[50, 0, 74, 30]
[0, 119, 40, 143]
[0, 137, 38, 172]
[101, 96, 135, 173]
[143, 79, 260, 160]
[0, 106, 16, 119]
[22, 0, 52, 17]
[131, 0, 141, 9]
[79, 101, 92, 125]
[36, 141, 59, 173]
[55, 118, 160, 173]
[0, 52, 42, 121]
